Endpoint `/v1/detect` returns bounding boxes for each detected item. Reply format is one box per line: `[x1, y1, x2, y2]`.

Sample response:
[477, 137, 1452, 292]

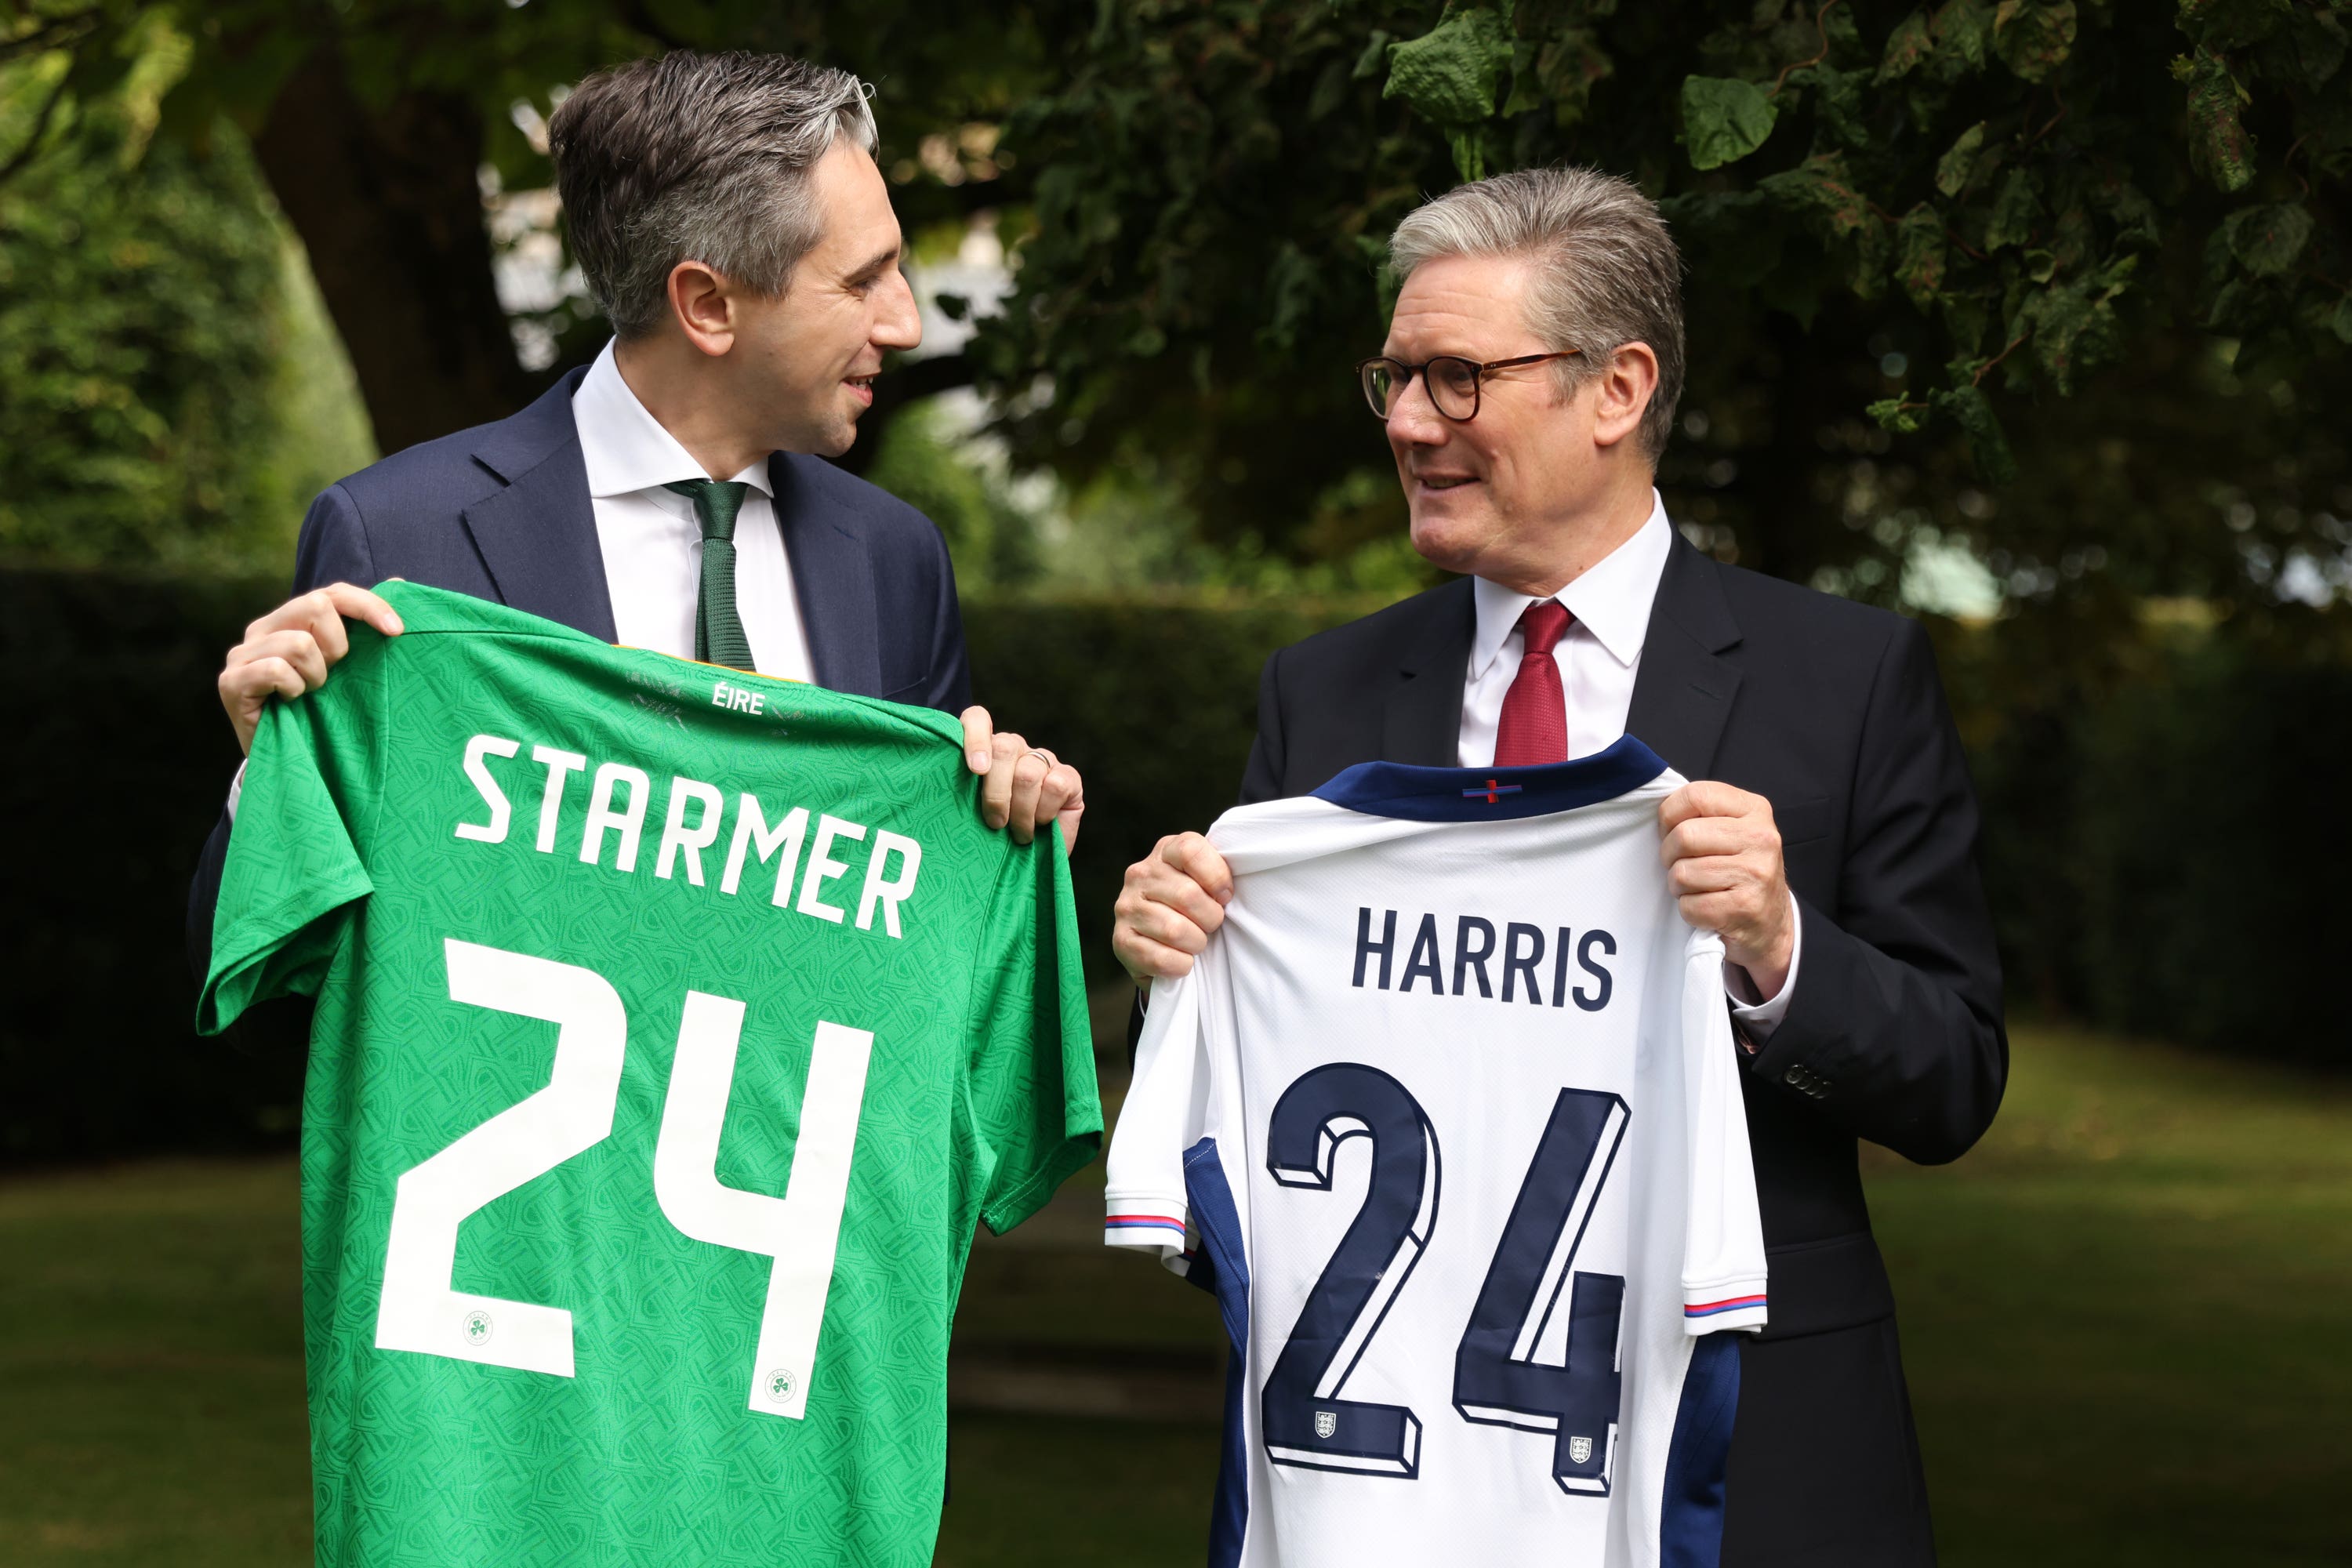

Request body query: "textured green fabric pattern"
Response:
[199, 583, 1100, 1567]
[664, 478, 756, 671]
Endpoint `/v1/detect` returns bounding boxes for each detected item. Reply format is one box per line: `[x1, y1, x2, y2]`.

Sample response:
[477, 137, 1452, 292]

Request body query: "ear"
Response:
[666, 260, 737, 358]
[1588, 341, 1660, 451]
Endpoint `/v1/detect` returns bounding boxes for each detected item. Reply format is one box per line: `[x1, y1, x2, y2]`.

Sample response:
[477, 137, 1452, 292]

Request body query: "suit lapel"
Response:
[1381, 578, 1475, 765]
[459, 370, 617, 642]
[771, 454, 883, 698]
[1625, 537, 1743, 779]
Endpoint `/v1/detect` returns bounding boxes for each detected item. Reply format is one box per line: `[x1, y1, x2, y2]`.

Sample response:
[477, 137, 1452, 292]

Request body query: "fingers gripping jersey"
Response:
[1105, 740, 1767, 1568]
[199, 583, 1099, 1568]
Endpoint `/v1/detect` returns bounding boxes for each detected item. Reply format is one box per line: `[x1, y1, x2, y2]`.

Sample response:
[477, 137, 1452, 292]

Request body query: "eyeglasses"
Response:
[1356, 351, 1583, 422]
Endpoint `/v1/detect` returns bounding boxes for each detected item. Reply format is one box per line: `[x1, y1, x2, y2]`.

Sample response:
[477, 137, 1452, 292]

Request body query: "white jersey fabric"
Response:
[1105, 738, 1768, 1568]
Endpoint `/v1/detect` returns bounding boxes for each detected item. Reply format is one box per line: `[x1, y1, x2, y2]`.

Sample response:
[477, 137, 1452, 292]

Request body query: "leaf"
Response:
[1936, 122, 1986, 197]
[2203, 278, 2263, 334]
[1385, 7, 1513, 129]
[1992, 0, 2076, 82]
[2265, 6, 2347, 88]
[1849, 209, 1895, 299]
[2176, 49, 2256, 192]
[1896, 205, 1947, 308]
[1537, 30, 1615, 129]
[1448, 128, 1489, 182]
[1932, 381, 2017, 481]
[2176, 0, 2293, 53]
[1759, 154, 1871, 235]
[1867, 397, 1931, 434]
[1927, 0, 1997, 82]
[2332, 296, 2352, 347]
[2224, 201, 2314, 276]
[2091, 176, 2161, 251]
[1680, 74, 1779, 170]
[1501, 41, 1544, 116]
[1994, 0, 2070, 82]
[2030, 277, 2122, 394]
[1878, 10, 1934, 82]
[1984, 168, 2043, 250]
[1809, 67, 1871, 150]
[1943, 292, 1992, 354]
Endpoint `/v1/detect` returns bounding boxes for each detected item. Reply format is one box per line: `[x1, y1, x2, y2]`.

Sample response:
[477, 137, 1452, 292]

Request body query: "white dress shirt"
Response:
[229, 342, 816, 820]
[1457, 490, 1802, 1034]
[573, 339, 815, 679]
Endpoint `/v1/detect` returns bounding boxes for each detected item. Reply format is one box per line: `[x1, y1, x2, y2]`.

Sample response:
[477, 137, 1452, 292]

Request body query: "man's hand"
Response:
[961, 706, 1085, 850]
[1659, 780, 1795, 998]
[219, 584, 405, 755]
[1112, 833, 1233, 982]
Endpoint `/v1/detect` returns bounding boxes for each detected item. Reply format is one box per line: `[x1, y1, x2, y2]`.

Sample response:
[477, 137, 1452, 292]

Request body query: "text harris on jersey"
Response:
[1352, 906, 1617, 1010]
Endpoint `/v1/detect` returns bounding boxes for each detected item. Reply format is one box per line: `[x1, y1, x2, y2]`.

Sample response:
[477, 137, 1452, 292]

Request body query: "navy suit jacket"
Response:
[188, 368, 971, 971]
[1229, 541, 2004, 1566]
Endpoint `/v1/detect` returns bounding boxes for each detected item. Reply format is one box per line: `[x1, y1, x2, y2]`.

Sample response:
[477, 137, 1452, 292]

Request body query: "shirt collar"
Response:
[1468, 490, 1675, 678]
[572, 339, 775, 501]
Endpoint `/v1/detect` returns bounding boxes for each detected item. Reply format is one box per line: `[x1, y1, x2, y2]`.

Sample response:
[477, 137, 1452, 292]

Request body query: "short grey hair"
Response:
[550, 51, 879, 339]
[1388, 166, 1686, 460]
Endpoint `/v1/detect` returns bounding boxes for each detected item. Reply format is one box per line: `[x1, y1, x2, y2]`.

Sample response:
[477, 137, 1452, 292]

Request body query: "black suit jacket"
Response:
[1236, 539, 2004, 1566]
[188, 368, 971, 972]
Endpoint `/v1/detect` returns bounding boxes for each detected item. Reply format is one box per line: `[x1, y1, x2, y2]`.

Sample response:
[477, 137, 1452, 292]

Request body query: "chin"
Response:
[1408, 508, 1494, 575]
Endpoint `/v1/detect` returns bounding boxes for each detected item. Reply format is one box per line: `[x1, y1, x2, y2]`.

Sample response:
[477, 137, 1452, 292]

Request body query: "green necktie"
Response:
[664, 478, 757, 671]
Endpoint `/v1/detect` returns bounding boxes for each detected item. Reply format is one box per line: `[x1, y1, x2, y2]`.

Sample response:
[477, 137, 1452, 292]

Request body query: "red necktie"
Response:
[1493, 600, 1573, 766]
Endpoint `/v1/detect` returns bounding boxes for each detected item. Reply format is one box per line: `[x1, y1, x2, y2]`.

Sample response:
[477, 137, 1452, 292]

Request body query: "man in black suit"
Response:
[193, 52, 1080, 964]
[1113, 168, 2004, 1564]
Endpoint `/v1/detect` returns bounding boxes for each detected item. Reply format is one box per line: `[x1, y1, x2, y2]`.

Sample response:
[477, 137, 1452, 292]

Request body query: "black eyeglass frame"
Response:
[1355, 350, 1584, 422]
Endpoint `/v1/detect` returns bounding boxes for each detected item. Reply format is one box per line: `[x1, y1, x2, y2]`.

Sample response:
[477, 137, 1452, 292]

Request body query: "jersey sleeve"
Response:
[963, 824, 1102, 1236]
[1101, 966, 1208, 1278]
[195, 633, 387, 1036]
[1679, 929, 1770, 1334]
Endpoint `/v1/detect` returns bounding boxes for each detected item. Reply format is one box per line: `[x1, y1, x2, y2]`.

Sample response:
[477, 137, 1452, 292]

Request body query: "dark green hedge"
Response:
[961, 594, 1365, 982]
[2, 568, 2340, 1164]
[1, 568, 307, 1162]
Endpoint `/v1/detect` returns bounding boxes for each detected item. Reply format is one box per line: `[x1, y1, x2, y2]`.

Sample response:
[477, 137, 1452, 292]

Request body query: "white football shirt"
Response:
[1105, 738, 1767, 1568]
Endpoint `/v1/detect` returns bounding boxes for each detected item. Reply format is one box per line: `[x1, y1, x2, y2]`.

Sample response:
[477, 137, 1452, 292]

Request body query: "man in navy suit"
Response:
[192, 51, 1080, 963]
[1113, 169, 2002, 1563]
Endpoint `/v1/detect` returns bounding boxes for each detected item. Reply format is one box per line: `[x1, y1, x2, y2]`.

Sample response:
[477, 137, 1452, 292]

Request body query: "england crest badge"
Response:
[1314, 1410, 1338, 1439]
[1567, 1435, 1594, 1465]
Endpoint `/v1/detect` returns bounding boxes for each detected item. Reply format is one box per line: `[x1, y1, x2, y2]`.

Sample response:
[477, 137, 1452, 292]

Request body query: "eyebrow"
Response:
[842, 242, 902, 287]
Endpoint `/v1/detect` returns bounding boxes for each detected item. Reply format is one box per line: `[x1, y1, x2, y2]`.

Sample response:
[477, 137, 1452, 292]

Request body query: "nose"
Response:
[1385, 368, 1449, 446]
[875, 267, 923, 352]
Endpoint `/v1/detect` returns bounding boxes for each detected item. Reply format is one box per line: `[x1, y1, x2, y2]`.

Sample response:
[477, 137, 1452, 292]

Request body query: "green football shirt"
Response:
[199, 583, 1100, 1567]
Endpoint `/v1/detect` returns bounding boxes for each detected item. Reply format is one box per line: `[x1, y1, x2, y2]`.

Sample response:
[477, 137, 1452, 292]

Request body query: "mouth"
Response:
[1410, 472, 1480, 495]
[844, 373, 877, 408]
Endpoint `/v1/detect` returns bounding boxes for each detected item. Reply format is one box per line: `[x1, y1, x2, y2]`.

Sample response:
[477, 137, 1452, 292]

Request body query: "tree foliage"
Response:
[978, 1, 2352, 626]
[0, 11, 350, 567]
[1, 0, 1065, 452]
[6, 0, 2349, 630]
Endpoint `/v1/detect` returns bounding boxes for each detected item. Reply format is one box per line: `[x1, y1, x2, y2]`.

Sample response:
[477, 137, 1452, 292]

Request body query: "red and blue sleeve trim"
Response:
[1684, 1294, 1768, 1319]
[1105, 1214, 1188, 1232]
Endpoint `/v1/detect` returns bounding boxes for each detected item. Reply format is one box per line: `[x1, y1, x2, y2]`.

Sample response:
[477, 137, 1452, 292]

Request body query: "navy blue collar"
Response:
[1311, 735, 1668, 821]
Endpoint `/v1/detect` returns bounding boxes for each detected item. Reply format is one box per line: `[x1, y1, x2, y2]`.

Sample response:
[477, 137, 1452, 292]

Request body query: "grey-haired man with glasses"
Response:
[1114, 166, 2004, 1566]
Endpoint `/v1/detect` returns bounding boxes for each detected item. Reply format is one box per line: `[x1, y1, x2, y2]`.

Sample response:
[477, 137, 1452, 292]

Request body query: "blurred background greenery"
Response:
[2, 0, 2348, 1563]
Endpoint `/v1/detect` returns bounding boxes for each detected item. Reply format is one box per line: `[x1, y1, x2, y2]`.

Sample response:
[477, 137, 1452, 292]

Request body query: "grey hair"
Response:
[1388, 166, 1686, 460]
[550, 51, 880, 339]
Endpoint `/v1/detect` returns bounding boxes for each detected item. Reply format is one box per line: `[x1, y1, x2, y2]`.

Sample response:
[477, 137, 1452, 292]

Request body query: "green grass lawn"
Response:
[2, 1025, 2345, 1565]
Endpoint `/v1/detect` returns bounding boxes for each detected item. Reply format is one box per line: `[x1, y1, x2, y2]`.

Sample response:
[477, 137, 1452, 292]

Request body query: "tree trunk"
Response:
[250, 45, 535, 456]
